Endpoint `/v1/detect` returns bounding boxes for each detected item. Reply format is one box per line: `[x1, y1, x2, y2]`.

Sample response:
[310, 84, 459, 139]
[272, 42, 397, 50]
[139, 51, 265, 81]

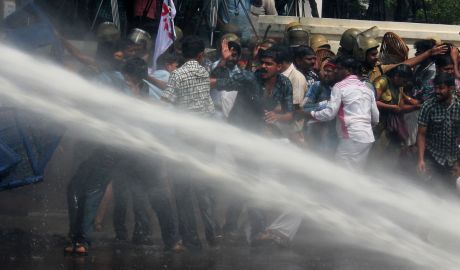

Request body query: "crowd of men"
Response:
[58, 16, 460, 256]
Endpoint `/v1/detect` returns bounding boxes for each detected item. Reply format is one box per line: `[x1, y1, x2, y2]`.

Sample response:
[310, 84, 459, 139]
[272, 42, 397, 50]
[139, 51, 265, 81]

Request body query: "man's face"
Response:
[438, 64, 455, 75]
[366, 48, 379, 67]
[259, 57, 281, 79]
[434, 83, 453, 102]
[295, 55, 316, 72]
[165, 62, 179, 73]
[320, 65, 336, 85]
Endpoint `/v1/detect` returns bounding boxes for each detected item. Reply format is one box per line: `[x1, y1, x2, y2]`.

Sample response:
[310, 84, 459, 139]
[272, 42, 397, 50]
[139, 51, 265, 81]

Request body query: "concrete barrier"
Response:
[257, 16, 460, 56]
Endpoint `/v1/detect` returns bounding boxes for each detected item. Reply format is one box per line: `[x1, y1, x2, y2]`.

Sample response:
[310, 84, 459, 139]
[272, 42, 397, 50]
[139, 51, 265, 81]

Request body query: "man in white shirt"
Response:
[273, 45, 308, 144]
[308, 56, 379, 170]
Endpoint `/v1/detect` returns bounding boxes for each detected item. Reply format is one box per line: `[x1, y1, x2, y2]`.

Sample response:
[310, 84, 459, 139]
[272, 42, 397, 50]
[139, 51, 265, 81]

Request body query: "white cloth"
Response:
[281, 63, 308, 105]
[152, 0, 176, 70]
[267, 211, 303, 241]
[403, 110, 419, 146]
[312, 75, 379, 144]
[249, 0, 277, 27]
[249, 0, 278, 16]
[335, 138, 373, 170]
[211, 60, 238, 119]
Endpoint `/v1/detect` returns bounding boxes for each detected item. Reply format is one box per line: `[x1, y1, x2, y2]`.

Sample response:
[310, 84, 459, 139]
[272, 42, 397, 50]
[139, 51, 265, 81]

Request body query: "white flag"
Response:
[152, 0, 176, 70]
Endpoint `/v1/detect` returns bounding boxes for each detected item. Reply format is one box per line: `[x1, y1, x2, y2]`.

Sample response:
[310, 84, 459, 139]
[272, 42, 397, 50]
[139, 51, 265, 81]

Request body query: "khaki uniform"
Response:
[367, 63, 398, 83]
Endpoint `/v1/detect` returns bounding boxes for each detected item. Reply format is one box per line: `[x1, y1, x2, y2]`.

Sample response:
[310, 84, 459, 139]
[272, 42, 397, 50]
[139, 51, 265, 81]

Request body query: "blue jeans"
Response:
[67, 147, 117, 245]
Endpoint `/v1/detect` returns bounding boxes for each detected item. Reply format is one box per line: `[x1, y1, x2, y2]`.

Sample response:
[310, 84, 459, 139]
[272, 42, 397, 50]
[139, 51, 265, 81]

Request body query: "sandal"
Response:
[64, 244, 74, 255]
[74, 243, 89, 256]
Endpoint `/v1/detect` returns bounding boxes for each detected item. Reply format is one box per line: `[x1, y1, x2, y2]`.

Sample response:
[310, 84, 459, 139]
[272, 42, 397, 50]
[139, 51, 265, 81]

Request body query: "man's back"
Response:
[162, 60, 215, 115]
[335, 75, 378, 142]
[313, 75, 378, 143]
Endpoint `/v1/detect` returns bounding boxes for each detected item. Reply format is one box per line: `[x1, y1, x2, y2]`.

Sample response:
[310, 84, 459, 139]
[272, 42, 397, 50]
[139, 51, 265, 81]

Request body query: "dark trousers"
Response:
[424, 154, 455, 191]
[222, 155, 266, 242]
[67, 147, 117, 245]
[173, 169, 220, 249]
[120, 156, 179, 250]
[112, 176, 152, 241]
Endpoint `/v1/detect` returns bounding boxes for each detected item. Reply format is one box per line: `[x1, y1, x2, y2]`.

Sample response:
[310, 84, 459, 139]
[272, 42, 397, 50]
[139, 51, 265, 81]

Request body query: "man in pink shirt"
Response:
[307, 56, 379, 170]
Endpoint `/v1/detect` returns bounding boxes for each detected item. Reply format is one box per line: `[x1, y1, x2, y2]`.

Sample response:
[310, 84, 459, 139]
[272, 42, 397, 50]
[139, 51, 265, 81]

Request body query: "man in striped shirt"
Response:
[306, 56, 379, 170]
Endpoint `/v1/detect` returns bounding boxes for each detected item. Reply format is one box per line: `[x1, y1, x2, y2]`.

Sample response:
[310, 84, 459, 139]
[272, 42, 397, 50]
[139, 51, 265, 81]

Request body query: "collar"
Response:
[281, 63, 295, 77]
[344, 75, 359, 80]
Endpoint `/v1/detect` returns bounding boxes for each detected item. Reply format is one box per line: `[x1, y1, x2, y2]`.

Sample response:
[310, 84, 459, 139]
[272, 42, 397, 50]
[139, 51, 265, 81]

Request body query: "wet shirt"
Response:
[303, 81, 332, 113]
[312, 75, 379, 143]
[418, 96, 460, 166]
[304, 70, 320, 90]
[214, 66, 265, 132]
[162, 60, 215, 115]
[255, 71, 294, 113]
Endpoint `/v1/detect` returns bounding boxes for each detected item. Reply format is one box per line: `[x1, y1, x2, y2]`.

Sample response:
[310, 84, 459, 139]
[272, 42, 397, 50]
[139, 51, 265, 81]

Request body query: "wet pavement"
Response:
[0, 137, 425, 270]
[0, 223, 422, 270]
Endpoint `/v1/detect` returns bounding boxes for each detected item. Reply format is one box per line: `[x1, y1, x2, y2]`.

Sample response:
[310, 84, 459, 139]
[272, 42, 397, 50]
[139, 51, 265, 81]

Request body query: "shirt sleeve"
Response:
[284, 79, 294, 112]
[311, 85, 341, 121]
[161, 72, 178, 103]
[264, 0, 278, 15]
[370, 90, 380, 126]
[418, 102, 431, 126]
[291, 72, 308, 105]
[303, 83, 320, 113]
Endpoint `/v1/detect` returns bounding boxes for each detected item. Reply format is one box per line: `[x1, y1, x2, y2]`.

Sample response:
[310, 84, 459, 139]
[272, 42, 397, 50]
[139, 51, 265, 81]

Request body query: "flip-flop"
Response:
[64, 243, 75, 255]
[74, 243, 89, 256]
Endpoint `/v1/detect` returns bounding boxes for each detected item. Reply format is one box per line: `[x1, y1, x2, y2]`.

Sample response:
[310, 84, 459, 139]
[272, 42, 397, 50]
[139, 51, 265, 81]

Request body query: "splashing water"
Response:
[1, 43, 460, 269]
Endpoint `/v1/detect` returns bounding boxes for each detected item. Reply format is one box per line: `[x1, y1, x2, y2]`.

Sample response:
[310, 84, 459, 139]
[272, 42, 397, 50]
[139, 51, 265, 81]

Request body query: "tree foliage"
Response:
[417, 0, 460, 24]
[322, 0, 460, 25]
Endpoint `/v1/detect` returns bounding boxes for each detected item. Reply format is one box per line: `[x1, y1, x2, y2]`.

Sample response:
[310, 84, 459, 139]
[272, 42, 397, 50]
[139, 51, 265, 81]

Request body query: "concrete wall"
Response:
[257, 15, 460, 56]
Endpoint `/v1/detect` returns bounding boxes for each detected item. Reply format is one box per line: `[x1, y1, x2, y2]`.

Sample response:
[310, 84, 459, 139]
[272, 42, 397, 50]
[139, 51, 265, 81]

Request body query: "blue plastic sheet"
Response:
[1, 0, 63, 54]
[0, 107, 62, 191]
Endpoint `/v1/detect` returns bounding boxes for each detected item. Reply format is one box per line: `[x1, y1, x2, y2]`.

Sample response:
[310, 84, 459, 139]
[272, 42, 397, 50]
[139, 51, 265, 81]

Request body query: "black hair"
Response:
[267, 44, 293, 63]
[333, 56, 362, 75]
[228, 41, 242, 56]
[414, 39, 436, 53]
[156, 52, 181, 69]
[433, 72, 455, 87]
[292, 45, 315, 59]
[122, 57, 148, 81]
[387, 64, 414, 79]
[181, 35, 205, 59]
[258, 47, 276, 62]
[434, 54, 453, 68]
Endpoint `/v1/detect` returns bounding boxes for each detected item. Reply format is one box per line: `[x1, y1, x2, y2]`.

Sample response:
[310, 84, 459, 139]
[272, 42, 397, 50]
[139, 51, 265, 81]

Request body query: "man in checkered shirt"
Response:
[417, 73, 460, 189]
[161, 36, 219, 250]
[161, 36, 215, 116]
